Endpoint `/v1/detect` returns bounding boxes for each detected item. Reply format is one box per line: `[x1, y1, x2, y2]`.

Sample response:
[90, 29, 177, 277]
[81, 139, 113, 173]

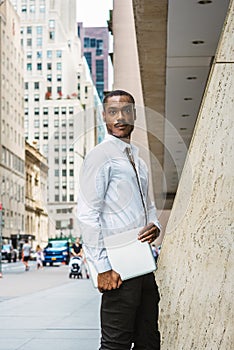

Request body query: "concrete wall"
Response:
[156, 1, 234, 349]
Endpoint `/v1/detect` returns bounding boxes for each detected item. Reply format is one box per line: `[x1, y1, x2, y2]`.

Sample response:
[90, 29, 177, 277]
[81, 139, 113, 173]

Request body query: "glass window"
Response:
[62, 145, 67, 152]
[43, 133, 48, 140]
[61, 120, 66, 127]
[69, 169, 74, 176]
[34, 82, 39, 89]
[54, 119, 59, 127]
[37, 51, 42, 59]
[62, 169, 66, 176]
[56, 50, 62, 58]
[25, 82, 29, 89]
[27, 26, 32, 34]
[49, 20, 55, 28]
[70, 195, 74, 201]
[43, 107, 48, 115]
[43, 120, 48, 127]
[62, 195, 67, 202]
[62, 132, 66, 140]
[57, 74, 62, 82]
[37, 26, 43, 35]
[47, 74, 52, 82]
[54, 169, 59, 176]
[34, 94, 39, 101]
[62, 157, 67, 164]
[54, 107, 59, 115]
[69, 132, 73, 140]
[55, 158, 59, 164]
[37, 63, 42, 70]
[84, 37, 90, 48]
[34, 132, 39, 140]
[61, 107, 66, 115]
[22, 5, 27, 13]
[47, 50, 52, 59]
[27, 38, 32, 46]
[34, 108, 39, 115]
[24, 95, 28, 102]
[47, 62, 52, 70]
[30, 5, 35, 13]
[34, 120, 40, 128]
[57, 62, 62, 70]
[37, 37, 42, 47]
[69, 107, 74, 114]
[24, 108, 28, 115]
[90, 38, 96, 47]
[54, 132, 59, 140]
[26, 51, 32, 59]
[84, 52, 92, 72]
[40, 4, 45, 13]
[27, 63, 32, 71]
[49, 31, 55, 40]
[54, 145, 59, 152]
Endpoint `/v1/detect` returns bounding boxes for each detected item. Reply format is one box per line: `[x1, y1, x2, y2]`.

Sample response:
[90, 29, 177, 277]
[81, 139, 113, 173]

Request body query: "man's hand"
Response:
[138, 222, 160, 244]
[98, 270, 122, 293]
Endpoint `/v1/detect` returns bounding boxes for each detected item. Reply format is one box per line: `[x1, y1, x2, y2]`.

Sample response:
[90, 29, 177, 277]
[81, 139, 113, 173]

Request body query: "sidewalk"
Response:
[0, 264, 101, 350]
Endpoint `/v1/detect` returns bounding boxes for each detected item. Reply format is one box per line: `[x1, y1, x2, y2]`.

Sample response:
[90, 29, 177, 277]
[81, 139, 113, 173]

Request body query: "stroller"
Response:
[69, 256, 83, 279]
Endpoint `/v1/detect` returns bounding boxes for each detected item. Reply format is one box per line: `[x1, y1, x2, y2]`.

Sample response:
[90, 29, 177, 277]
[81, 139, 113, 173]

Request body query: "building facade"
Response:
[10, 0, 98, 238]
[78, 22, 109, 101]
[25, 141, 48, 248]
[0, 0, 25, 248]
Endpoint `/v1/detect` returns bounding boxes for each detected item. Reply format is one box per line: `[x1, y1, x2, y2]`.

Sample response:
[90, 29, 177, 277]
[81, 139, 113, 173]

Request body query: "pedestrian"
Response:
[36, 244, 44, 269]
[77, 90, 161, 349]
[71, 237, 83, 258]
[22, 239, 31, 271]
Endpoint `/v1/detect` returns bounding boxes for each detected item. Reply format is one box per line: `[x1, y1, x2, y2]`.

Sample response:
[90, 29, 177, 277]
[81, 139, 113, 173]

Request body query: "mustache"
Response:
[114, 120, 133, 127]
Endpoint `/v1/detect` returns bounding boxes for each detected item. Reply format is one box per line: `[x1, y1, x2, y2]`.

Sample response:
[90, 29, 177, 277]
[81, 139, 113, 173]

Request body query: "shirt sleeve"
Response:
[77, 147, 112, 273]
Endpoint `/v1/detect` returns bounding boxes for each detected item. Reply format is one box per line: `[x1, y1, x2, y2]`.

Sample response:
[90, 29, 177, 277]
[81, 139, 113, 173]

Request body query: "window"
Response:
[70, 181, 74, 189]
[54, 119, 59, 127]
[54, 107, 59, 115]
[55, 182, 59, 189]
[22, 5, 27, 13]
[43, 107, 48, 115]
[43, 133, 48, 140]
[43, 120, 48, 127]
[69, 169, 74, 176]
[26, 51, 32, 59]
[96, 59, 104, 82]
[34, 108, 39, 115]
[62, 195, 67, 202]
[49, 20, 55, 28]
[43, 145, 48, 154]
[27, 26, 32, 34]
[57, 62, 62, 70]
[37, 63, 42, 70]
[69, 120, 73, 127]
[34, 120, 40, 128]
[24, 108, 28, 115]
[62, 182, 66, 189]
[25, 82, 29, 89]
[61, 107, 66, 115]
[56, 50, 62, 58]
[37, 51, 42, 59]
[55, 195, 59, 202]
[69, 132, 73, 140]
[34, 94, 39, 102]
[37, 38, 42, 47]
[34, 82, 39, 89]
[84, 52, 92, 72]
[30, 5, 35, 13]
[37, 26, 43, 35]
[70, 195, 74, 201]
[49, 31, 55, 40]
[62, 145, 67, 152]
[61, 120, 66, 127]
[47, 62, 52, 70]
[57, 74, 62, 82]
[27, 38, 32, 46]
[24, 95, 28, 102]
[47, 50, 52, 59]
[54, 169, 59, 176]
[69, 107, 74, 115]
[62, 169, 66, 176]
[54, 145, 59, 152]
[47, 74, 52, 82]
[61, 132, 66, 140]
[54, 132, 59, 140]
[90, 38, 96, 47]
[34, 132, 39, 140]
[40, 4, 45, 13]
[27, 63, 32, 71]
[84, 37, 90, 48]
[62, 157, 67, 164]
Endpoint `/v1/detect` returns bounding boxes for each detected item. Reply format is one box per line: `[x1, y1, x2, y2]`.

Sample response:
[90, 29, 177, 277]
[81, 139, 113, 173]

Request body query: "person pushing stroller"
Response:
[69, 237, 89, 279]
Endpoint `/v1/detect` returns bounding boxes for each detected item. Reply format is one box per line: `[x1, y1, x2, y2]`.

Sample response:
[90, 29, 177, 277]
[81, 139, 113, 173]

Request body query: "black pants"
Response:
[99, 273, 160, 350]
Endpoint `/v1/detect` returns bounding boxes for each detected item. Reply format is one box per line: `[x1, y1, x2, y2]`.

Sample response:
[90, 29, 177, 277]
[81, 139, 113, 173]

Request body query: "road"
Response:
[0, 261, 101, 350]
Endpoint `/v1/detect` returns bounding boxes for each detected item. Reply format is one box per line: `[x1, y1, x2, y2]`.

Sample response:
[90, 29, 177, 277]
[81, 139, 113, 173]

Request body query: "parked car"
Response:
[1, 244, 18, 263]
[43, 240, 70, 266]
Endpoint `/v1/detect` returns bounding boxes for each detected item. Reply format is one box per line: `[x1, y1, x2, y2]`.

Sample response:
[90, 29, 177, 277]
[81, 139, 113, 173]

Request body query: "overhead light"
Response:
[181, 114, 190, 117]
[192, 40, 204, 45]
[198, 1, 212, 4]
[180, 127, 187, 131]
[184, 97, 193, 101]
[187, 76, 197, 80]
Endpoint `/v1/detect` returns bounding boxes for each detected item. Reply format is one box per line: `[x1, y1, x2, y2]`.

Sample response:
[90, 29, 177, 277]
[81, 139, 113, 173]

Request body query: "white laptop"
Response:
[85, 227, 156, 288]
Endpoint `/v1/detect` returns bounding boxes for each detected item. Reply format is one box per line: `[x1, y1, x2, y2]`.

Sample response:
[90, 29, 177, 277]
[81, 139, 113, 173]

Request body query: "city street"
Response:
[0, 261, 101, 350]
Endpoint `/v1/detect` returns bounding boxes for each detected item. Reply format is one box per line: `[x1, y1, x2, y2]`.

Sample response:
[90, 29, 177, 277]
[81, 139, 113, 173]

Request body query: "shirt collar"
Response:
[104, 134, 139, 157]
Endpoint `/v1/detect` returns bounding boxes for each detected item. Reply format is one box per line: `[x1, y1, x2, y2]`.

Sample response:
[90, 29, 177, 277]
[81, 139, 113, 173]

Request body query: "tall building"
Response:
[10, 0, 98, 238]
[0, 0, 25, 247]
[78, 22, 109, 101]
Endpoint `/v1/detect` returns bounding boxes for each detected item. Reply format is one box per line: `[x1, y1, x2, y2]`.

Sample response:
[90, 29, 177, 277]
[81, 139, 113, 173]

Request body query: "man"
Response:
[77, 90, 161, 349]
[22, 239, 31, 271]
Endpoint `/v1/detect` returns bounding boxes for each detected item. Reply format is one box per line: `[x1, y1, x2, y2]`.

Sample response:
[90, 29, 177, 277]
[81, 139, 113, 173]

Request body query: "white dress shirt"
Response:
[77, 134, 161, 273]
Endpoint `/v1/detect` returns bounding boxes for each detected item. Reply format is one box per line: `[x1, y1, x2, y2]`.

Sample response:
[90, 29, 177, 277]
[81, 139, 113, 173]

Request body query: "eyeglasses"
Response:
[104, 105, 135, 118]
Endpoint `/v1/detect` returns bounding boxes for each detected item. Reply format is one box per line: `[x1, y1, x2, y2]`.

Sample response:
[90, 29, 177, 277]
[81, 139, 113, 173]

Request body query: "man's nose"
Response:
[116, 109, 125, 119]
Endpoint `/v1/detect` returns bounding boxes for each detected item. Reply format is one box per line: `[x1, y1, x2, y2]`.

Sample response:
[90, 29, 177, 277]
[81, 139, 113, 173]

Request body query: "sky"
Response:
[76, 0, 113, 27]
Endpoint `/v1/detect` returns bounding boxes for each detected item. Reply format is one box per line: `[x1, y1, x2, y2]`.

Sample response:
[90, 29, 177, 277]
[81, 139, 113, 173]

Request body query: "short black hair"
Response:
[103, 90, 135, 107]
